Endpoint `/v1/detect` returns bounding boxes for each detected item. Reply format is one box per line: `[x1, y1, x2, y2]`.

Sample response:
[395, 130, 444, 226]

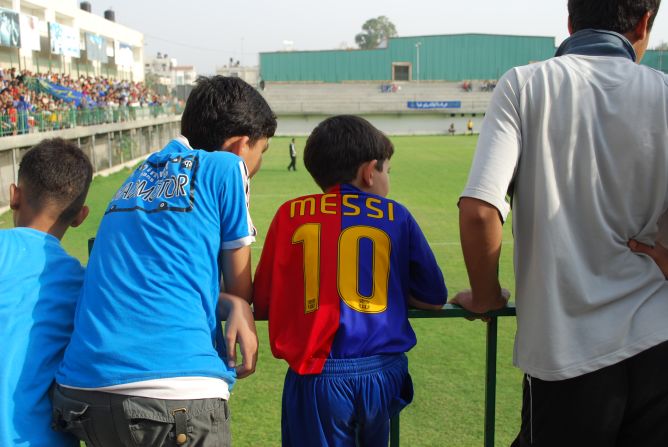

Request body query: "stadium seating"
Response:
[260, 81, 494, 115]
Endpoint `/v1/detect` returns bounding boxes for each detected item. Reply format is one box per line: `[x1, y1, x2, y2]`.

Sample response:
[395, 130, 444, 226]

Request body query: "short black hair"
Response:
[18, 138, 93, 224]
[568, 0, 661, 34]
[180, 76, 277, 152]
[304, 115, 394, 191]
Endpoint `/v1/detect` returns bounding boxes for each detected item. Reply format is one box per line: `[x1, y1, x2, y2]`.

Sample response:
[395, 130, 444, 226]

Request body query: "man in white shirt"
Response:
[455, 0, 668, 445]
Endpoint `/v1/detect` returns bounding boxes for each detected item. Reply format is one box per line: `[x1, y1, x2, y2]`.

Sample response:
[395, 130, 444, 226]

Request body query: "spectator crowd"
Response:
[0, 67, 179, 136]
[460, 79, 497, 92]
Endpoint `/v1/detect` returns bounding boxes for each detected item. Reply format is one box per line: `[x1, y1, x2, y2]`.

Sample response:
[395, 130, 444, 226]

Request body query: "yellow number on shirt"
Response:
[292, 223, 321, 313]
[338, 226, 390, 313]
[292, 224, 391, 314]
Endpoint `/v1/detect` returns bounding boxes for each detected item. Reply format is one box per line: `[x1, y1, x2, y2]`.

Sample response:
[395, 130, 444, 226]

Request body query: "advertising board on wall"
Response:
[0, 7, 20, 49]
[19, 13, 40, 51]
[49, 22, 80, 58]
[86, 33, 108, 63]
[115, 41, 133, 67]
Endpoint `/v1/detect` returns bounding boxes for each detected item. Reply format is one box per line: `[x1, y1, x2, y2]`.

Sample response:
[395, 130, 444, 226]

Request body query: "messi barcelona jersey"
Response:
[254, 184, 446, 375]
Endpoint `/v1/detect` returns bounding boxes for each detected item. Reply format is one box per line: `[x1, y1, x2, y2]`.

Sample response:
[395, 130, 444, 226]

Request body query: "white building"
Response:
[144, 52, 197, 91]
[216, 63, 259, 87]
[172, 65, 196, 86]
[144, 52, 176, 88]
[0, 0, 144, 81]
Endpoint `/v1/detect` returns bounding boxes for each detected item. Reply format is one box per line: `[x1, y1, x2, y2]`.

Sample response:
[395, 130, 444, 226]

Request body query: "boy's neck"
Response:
[348, 179, 374, 194]
[15, 213, 67, 240]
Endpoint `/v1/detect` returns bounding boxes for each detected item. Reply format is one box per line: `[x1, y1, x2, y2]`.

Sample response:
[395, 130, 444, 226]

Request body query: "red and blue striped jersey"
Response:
[254, 184, 446, 374]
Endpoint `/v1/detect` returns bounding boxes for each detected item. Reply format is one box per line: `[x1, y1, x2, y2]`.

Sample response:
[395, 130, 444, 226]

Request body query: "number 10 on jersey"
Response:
[292, 223, 391, 314]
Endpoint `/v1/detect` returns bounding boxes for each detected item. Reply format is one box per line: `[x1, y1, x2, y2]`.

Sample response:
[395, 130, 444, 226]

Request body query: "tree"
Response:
[355, 16, 398, 50]
[655, 42, 668, 51]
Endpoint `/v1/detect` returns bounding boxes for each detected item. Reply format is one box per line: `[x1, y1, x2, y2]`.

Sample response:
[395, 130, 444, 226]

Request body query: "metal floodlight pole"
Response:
[415, 42, 422, 83]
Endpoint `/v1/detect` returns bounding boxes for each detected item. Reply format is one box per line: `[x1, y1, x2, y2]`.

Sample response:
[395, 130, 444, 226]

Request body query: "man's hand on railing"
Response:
[448, 289, 511, 321]
[218, 292, 259, 379]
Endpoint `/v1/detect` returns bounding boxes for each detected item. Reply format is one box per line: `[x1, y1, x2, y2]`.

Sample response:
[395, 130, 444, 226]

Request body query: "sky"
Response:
[99, 0, 668, 75]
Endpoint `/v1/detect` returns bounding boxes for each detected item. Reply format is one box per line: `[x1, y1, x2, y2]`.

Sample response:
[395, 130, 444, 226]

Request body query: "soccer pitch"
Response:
[0, 135, 522, 446]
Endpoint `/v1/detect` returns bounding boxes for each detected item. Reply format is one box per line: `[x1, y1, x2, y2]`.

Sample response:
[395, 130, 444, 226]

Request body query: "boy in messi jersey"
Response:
[254, 115, 447, 447]
[54, 77, 276, 446]
[0, 138, 92, 447]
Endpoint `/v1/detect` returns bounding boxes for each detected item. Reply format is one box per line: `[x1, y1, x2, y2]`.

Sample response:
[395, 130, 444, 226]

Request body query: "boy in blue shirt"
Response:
[254, 115, 447, 447]
[54, 76, 276, 447]
[0, 138, 93, 447]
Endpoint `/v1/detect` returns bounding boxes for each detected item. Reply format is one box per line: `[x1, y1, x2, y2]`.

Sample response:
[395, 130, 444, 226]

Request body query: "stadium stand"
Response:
[0, 68, 180, 137]
[260, 81, 494, 115]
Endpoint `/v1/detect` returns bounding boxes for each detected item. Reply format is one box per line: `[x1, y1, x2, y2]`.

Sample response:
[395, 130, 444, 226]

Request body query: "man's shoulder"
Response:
[636, 64, 668, 87]
[500, 60, 546, 84]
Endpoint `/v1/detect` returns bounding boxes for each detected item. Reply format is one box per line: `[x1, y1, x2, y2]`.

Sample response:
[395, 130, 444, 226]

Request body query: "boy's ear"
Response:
[358, 160, 379, 187]
[69, 205, 90, 228]
[221, 136, 250, 156]
[9, 183, 20, 210]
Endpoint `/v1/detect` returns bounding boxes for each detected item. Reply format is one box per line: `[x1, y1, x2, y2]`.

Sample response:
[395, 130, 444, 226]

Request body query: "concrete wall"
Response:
[0, 114, 180, 209]
[262, 81, 494, 115]
[275, 113, 485, 137]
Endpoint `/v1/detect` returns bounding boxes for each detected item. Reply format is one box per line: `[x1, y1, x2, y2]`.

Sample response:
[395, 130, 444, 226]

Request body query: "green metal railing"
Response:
[0, 105, 182, 137]
[87, 238, 516, 446]
[391, 304, 516, 447]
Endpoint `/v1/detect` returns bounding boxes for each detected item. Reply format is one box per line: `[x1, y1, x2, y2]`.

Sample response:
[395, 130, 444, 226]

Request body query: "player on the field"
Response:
[0, 138, 92, 447]
[254, 115, 447, 447]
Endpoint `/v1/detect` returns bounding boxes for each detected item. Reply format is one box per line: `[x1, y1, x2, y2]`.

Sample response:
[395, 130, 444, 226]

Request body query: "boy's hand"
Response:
[629, 239, 668, 279]
[407, 295, 445, 310]
[220, 293, 258, 379]
[449, 288, 510, 321]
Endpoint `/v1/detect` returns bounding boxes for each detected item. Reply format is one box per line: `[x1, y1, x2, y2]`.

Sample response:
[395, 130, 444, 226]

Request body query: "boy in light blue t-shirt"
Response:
[54, 76, 277, 447]
[0, 138, 92, 447]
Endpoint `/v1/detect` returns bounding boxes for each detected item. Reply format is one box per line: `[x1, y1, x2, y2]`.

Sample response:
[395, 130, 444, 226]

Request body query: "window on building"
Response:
[392, 63, 411, 81]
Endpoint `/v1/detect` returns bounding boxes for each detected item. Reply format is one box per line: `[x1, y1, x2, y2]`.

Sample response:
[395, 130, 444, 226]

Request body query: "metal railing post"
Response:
[484, 317, 499, 447]
[11, 147, 18, 184]
[390, 414, 400, 446]
[91, 134, 97, 172]
[107, 133, 113, 169]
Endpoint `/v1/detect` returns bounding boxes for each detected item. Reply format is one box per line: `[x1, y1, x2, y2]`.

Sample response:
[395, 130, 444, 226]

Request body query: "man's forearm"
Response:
[459, 197, 507, 313]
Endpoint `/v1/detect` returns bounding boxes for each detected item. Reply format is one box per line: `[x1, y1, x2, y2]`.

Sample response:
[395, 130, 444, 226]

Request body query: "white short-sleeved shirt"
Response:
[462, 46, 668, 380]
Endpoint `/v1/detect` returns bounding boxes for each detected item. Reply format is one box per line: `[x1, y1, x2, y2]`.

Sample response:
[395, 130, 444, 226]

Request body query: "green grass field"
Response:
[0, 135, 521, 446]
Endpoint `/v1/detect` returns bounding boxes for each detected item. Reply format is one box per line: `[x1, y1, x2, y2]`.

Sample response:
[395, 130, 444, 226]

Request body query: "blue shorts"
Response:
[281, 353, 414, 447]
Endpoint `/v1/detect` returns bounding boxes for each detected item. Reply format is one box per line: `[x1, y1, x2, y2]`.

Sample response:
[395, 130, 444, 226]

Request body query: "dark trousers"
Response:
[287, 156, 297, 171]
[511, 340, 668, 447]
[52, 385, 231, 447]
